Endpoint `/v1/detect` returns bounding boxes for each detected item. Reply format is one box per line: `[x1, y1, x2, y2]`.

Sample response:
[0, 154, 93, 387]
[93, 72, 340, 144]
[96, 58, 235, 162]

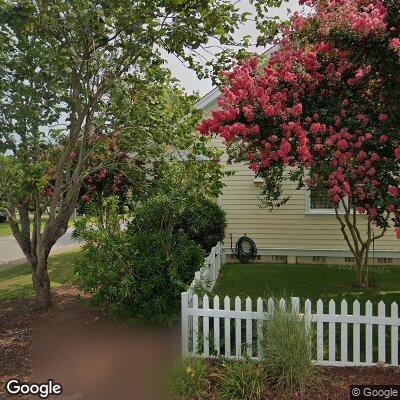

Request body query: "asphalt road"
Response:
[0, 228, 79, 266]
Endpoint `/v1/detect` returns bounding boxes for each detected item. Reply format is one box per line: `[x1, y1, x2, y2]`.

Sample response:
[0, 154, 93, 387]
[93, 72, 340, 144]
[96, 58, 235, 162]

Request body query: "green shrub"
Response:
[166, 357, 211, 400]
[131, 194, 226, 253]
[215, 360, 265, 400]
[177, 196, 226, 253]
[74, 200, 204, 324]
[262, 302, 315, 395]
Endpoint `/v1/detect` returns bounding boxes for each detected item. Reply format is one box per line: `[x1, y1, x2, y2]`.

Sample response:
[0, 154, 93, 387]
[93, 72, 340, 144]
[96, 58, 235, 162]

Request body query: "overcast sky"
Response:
[164, 0, 302, 96]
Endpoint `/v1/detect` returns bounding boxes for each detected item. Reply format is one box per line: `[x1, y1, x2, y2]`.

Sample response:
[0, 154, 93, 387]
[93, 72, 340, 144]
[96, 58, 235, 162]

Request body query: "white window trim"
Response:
[305, 187, 346, 215]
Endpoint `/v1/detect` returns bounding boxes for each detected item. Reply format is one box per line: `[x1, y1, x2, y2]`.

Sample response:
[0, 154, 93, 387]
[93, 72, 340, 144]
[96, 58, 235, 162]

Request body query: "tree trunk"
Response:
[355, 257, 368, 288]
[32, 251, 51, 309]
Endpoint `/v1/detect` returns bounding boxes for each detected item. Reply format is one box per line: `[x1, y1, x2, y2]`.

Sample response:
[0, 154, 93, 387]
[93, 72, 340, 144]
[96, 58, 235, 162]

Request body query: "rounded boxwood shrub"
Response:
[177, 196, 226, 253]
[131, 194, 226, 253]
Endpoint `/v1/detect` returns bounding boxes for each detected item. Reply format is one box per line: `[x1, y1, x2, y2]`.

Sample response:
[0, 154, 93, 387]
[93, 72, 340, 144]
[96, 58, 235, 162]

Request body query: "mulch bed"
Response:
[0, 286, 399, 399]
[263, 366, 400, 399]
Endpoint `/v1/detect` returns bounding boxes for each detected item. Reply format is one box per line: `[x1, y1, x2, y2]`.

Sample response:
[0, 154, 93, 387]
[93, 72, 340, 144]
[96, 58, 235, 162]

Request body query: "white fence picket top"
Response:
[340, 299, 348, 363]
[181, 243, 400, 367]
[246, 297, 253, 358]
[378, 301, 386, 363]
[267, 297, 274, 314]
[391, 302, 398, 366]
[291, 297, 300, 314]
[353, 300, 361, 365]
[224, 296, 231, 358]
[214, 295, 220, 356]
[316, 299, 324, 362]
[279, 298, 286, 311]
[365, 301, 373, 365]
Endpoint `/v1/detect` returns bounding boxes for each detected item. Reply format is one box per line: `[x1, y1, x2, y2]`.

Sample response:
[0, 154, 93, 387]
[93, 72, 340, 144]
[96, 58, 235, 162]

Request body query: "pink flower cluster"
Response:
[294, 0, 388, 37]
[197, 0, 400, 234]
[389, 38, 400, 55]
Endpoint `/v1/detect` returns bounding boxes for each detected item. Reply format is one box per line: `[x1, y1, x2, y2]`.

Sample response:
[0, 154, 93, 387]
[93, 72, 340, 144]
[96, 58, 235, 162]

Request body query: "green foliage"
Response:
[215, 360, 265, 400]
[131, 193, 226, 253]
[166, 357, 211, 400]
[178, 197, 226, 253]
[74, 198, 205, 323]
[262, 302, 315, 395]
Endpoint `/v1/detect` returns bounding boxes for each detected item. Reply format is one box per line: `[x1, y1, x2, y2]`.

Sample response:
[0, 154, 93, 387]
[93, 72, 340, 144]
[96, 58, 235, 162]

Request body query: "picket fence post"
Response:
[181, 292, 189, 357]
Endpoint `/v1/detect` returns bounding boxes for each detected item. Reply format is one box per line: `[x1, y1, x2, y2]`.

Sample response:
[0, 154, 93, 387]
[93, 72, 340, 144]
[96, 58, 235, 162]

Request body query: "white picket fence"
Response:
[186, 242, 223, 296]
[181, 294, 400, 367]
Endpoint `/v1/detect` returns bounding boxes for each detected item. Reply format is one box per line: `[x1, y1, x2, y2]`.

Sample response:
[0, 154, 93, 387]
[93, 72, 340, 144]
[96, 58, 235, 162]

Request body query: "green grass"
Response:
[0, 217, 78, 237]
[0, 251, 81, 302]
[213, 262, 400, 309]
[0, 222, 12, 237]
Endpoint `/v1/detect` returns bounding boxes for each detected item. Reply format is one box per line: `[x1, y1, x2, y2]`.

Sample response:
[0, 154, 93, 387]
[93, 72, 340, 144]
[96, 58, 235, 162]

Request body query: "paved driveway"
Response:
[0, 228, 79, 266]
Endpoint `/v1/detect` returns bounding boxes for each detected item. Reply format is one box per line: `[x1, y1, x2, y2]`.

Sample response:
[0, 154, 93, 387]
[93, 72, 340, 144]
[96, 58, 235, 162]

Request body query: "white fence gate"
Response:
[181, 243, 400, 367]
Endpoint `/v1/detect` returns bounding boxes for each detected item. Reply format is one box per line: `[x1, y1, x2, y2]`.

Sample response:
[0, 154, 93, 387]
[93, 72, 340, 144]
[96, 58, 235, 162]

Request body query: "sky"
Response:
[164, 0, 302, 96]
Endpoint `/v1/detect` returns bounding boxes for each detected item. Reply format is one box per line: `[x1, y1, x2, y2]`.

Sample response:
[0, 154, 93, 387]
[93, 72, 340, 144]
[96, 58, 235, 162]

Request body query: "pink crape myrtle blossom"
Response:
[197, 0, 400, 276]
[389, 38, 400, 55]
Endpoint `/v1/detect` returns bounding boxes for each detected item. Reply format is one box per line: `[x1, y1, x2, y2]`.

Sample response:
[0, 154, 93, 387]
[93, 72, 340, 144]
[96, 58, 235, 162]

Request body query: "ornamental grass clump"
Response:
[262, 302, 316, 395]
[215, 360, 265, 400]
[166, 357, 210, 400]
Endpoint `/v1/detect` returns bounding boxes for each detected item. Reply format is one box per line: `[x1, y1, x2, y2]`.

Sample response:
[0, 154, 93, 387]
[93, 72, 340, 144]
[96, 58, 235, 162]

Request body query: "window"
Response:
[305, 187, 345, 214]
[310, 188, 333, 210]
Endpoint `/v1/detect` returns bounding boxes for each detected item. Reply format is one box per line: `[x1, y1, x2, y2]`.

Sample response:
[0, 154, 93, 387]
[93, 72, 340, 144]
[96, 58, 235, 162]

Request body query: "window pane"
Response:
[310, 188, 333, 209]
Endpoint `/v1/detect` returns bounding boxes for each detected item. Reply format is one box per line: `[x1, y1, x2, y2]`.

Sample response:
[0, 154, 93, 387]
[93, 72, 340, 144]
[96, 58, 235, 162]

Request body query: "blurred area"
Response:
[0, 286, 179, 400]
[32, 326, 178, 400]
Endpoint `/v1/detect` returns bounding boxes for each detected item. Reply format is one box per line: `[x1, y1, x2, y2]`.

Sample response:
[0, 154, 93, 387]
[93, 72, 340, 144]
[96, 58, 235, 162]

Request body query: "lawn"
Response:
[0, 222, 12, 237]
[213, 262, 400, 311]
[0, 251, 81, 302]
[0, 217, 78, 237]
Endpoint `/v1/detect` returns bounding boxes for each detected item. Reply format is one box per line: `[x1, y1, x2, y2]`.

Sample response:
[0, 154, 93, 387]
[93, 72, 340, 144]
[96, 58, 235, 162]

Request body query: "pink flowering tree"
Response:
[198, 0, 400, 287]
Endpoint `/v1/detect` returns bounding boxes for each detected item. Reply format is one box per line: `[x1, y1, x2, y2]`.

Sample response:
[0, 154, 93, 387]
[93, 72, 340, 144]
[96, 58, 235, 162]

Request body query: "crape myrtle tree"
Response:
[76, 76, 226, 217]
[0, 0, 263, 309]
[197, 0, 400, 287]
[71, 79, 227, 322]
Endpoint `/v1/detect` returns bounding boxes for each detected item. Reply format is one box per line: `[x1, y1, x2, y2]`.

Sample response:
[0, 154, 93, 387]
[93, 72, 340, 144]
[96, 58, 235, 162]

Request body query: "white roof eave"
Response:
[194, 87, 220, 110]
